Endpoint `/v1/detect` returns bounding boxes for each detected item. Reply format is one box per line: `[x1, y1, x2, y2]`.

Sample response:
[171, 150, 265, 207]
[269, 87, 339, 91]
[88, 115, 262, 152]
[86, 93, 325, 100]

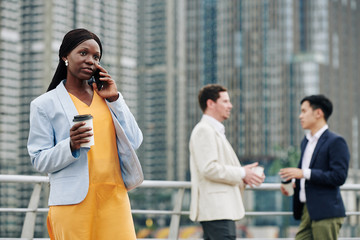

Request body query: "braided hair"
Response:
[47, 28, 102, 91]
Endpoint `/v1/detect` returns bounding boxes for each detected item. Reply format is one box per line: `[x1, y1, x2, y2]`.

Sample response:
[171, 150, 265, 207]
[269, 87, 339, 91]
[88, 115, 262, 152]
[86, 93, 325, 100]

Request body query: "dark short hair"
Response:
[198, 84, 227, 112]
[301, 94, 333, 121]
[47, 28, 103, 91]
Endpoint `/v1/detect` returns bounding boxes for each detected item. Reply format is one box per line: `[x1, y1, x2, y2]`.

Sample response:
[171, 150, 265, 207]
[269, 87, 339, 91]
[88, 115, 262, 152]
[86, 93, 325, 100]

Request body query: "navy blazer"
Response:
[293, 129, 350, 221]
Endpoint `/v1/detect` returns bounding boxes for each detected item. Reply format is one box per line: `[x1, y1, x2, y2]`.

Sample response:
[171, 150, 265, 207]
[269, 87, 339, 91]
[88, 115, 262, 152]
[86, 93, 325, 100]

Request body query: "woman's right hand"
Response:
[70, 122, 93, 151]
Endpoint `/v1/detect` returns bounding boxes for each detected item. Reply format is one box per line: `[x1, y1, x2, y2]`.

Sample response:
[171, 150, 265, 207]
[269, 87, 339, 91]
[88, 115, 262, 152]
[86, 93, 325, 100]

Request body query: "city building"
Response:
[136, 0, 188, 182]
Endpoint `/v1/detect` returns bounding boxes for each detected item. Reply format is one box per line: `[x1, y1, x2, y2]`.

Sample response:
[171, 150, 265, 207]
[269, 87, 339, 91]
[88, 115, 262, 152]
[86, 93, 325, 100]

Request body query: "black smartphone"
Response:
[88, 69, 103, 90]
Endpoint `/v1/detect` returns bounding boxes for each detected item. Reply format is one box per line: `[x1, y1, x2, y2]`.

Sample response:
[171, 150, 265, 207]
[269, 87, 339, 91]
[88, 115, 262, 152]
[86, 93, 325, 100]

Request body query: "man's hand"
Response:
[243, 162, 266, 187]
[279, 167, 303, 181]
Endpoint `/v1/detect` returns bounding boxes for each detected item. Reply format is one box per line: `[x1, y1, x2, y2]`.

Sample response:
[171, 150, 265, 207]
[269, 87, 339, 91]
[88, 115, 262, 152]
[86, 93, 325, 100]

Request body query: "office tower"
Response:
[184, 0, 298, 160]
[137, 0, 167, 181]
[239, 0, 303, 158]
[137, 0, 188, 181]
[0, 0, 25, 235]
[118, 0, 139, 113]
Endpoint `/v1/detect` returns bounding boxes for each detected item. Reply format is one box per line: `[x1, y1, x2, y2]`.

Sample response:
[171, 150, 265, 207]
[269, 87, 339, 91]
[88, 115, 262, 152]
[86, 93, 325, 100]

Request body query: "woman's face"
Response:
[65, 39, 101, 81]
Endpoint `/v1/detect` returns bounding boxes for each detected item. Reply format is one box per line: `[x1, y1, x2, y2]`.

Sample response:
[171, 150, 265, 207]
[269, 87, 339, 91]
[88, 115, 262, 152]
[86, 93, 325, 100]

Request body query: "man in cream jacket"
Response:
[189, 84, 265, 240]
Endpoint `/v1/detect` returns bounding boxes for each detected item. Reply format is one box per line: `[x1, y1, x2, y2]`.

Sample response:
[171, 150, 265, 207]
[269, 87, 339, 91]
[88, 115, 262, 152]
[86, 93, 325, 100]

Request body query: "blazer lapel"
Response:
[309, 130, 329, 168]
[201, 119, 240, 166]
[298, 137, 308, 168]
[55, 80, 79, 126]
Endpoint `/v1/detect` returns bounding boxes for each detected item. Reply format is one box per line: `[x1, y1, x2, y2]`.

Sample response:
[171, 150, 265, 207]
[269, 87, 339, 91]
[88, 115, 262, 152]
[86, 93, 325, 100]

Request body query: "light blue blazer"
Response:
[27, 80, 143, 206]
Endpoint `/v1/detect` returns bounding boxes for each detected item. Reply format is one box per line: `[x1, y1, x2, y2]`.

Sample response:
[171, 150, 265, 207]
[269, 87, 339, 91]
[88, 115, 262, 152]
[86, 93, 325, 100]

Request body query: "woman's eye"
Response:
[94, 55, 100, 61]
[80, 51, 87, 56]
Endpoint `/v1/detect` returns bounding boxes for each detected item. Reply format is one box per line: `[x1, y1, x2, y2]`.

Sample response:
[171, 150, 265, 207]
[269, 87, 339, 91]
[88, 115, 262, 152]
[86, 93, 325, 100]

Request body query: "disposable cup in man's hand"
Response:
[281, 179, 294, 196]
[73, 114, 94, 148]
[252, 166, 264, 177]
[251, 166, 264, 187]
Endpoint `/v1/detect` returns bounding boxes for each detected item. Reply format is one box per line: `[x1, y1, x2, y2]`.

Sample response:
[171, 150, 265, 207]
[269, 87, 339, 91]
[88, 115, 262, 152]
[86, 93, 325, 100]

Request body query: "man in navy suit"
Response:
[280, 94, 350, 240]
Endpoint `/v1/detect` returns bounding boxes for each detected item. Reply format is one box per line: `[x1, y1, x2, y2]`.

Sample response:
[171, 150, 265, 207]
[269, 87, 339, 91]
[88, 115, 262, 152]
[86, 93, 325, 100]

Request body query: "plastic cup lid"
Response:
[73, 114, 93, 122]
[281, 179, 292, 184]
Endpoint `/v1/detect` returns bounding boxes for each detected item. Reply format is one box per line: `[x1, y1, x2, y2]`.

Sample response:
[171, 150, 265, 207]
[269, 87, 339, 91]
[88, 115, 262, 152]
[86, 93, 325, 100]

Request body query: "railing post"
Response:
[168, 188, 185, 240]
[21, 183, 43, 238]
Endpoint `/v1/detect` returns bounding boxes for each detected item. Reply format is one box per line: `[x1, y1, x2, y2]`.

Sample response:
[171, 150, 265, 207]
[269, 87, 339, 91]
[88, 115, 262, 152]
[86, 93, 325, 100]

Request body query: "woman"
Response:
[27, 28, 143, 239]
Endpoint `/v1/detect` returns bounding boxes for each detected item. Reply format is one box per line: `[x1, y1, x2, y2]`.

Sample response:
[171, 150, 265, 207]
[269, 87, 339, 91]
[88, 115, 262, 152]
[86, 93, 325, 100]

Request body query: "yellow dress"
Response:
[47, 91, 136, 240]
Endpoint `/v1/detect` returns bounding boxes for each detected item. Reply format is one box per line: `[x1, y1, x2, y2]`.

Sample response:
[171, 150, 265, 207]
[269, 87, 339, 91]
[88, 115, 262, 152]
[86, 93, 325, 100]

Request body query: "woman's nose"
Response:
[85, 56, 95, 64]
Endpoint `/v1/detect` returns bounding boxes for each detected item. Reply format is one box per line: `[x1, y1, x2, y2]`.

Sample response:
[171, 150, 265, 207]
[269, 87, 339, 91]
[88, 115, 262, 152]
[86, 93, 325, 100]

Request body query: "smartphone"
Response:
[88, 69, 103, 90]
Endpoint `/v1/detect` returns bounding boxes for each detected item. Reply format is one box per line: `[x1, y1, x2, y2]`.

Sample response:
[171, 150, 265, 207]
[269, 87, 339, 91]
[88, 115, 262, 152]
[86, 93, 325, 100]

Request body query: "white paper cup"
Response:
[252, 166, 264, 176]
[251, 166, 264, 186]
[281, 180, 294, 196]
[73, 114, 94, 148]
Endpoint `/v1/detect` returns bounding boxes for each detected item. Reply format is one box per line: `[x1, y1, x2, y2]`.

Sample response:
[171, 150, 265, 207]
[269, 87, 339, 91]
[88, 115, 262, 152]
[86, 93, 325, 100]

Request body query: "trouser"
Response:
[295, 204, 344, 240]
[200, 220, 236, 240]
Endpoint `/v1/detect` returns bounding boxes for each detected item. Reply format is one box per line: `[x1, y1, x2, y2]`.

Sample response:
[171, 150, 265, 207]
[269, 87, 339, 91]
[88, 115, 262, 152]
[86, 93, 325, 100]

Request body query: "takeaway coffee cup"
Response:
[281, 179, 294, 196]
[251, 166, 264, 186]
[73, 114, 94, 148]
[252, 166, 264, 177]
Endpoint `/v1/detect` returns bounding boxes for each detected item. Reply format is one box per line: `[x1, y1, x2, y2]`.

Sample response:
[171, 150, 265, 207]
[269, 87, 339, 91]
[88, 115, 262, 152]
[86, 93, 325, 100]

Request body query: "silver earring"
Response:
[65, 60, 68, 66]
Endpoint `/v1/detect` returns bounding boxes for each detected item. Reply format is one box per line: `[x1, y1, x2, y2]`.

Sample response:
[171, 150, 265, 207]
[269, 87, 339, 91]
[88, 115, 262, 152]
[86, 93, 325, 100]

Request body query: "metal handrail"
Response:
[1, 174, 360, 239]
[2, 174, 360, 190]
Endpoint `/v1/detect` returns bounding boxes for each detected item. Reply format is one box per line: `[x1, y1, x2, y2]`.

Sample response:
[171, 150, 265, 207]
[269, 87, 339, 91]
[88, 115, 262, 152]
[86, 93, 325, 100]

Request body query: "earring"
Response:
[65, 60, 68, 66]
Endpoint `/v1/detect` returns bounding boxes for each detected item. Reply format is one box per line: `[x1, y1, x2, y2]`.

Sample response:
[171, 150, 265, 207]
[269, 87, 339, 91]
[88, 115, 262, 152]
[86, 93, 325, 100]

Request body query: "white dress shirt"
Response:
[202, 114, 225, 137]
[202, 114, 246, 178]
[299, 124, 328, 202]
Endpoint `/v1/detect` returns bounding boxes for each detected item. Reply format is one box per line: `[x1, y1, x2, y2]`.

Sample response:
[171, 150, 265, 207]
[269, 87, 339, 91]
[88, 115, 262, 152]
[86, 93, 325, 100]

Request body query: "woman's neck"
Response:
[65, 78, 94, 106]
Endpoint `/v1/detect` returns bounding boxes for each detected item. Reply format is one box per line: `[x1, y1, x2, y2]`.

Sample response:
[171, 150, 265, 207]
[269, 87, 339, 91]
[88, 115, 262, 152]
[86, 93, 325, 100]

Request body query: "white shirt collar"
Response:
[202, 114, 225, 136]
[306, 124, 328, 142]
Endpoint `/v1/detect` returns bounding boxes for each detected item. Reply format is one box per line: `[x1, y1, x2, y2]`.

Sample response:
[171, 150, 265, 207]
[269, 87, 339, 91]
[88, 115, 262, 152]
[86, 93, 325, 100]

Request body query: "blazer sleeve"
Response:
[310, 136, 350, 187]
[190, 124, 243, 186]
[27, 101, 80, 174]
[106, 92, 143, 150]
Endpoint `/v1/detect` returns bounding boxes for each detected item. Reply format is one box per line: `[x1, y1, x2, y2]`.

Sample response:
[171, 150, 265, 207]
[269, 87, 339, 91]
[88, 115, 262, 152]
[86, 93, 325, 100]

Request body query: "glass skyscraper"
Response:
[182, 0, 360, 164]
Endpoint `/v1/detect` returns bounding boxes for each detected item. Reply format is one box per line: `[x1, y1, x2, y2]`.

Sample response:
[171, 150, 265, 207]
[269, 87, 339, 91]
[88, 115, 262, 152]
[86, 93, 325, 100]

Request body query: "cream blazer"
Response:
[189, 118, 245, 222]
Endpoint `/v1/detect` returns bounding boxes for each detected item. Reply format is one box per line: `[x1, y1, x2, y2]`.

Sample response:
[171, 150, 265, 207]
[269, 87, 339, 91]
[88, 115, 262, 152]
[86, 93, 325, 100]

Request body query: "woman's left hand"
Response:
[92, 64, 119, 102]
